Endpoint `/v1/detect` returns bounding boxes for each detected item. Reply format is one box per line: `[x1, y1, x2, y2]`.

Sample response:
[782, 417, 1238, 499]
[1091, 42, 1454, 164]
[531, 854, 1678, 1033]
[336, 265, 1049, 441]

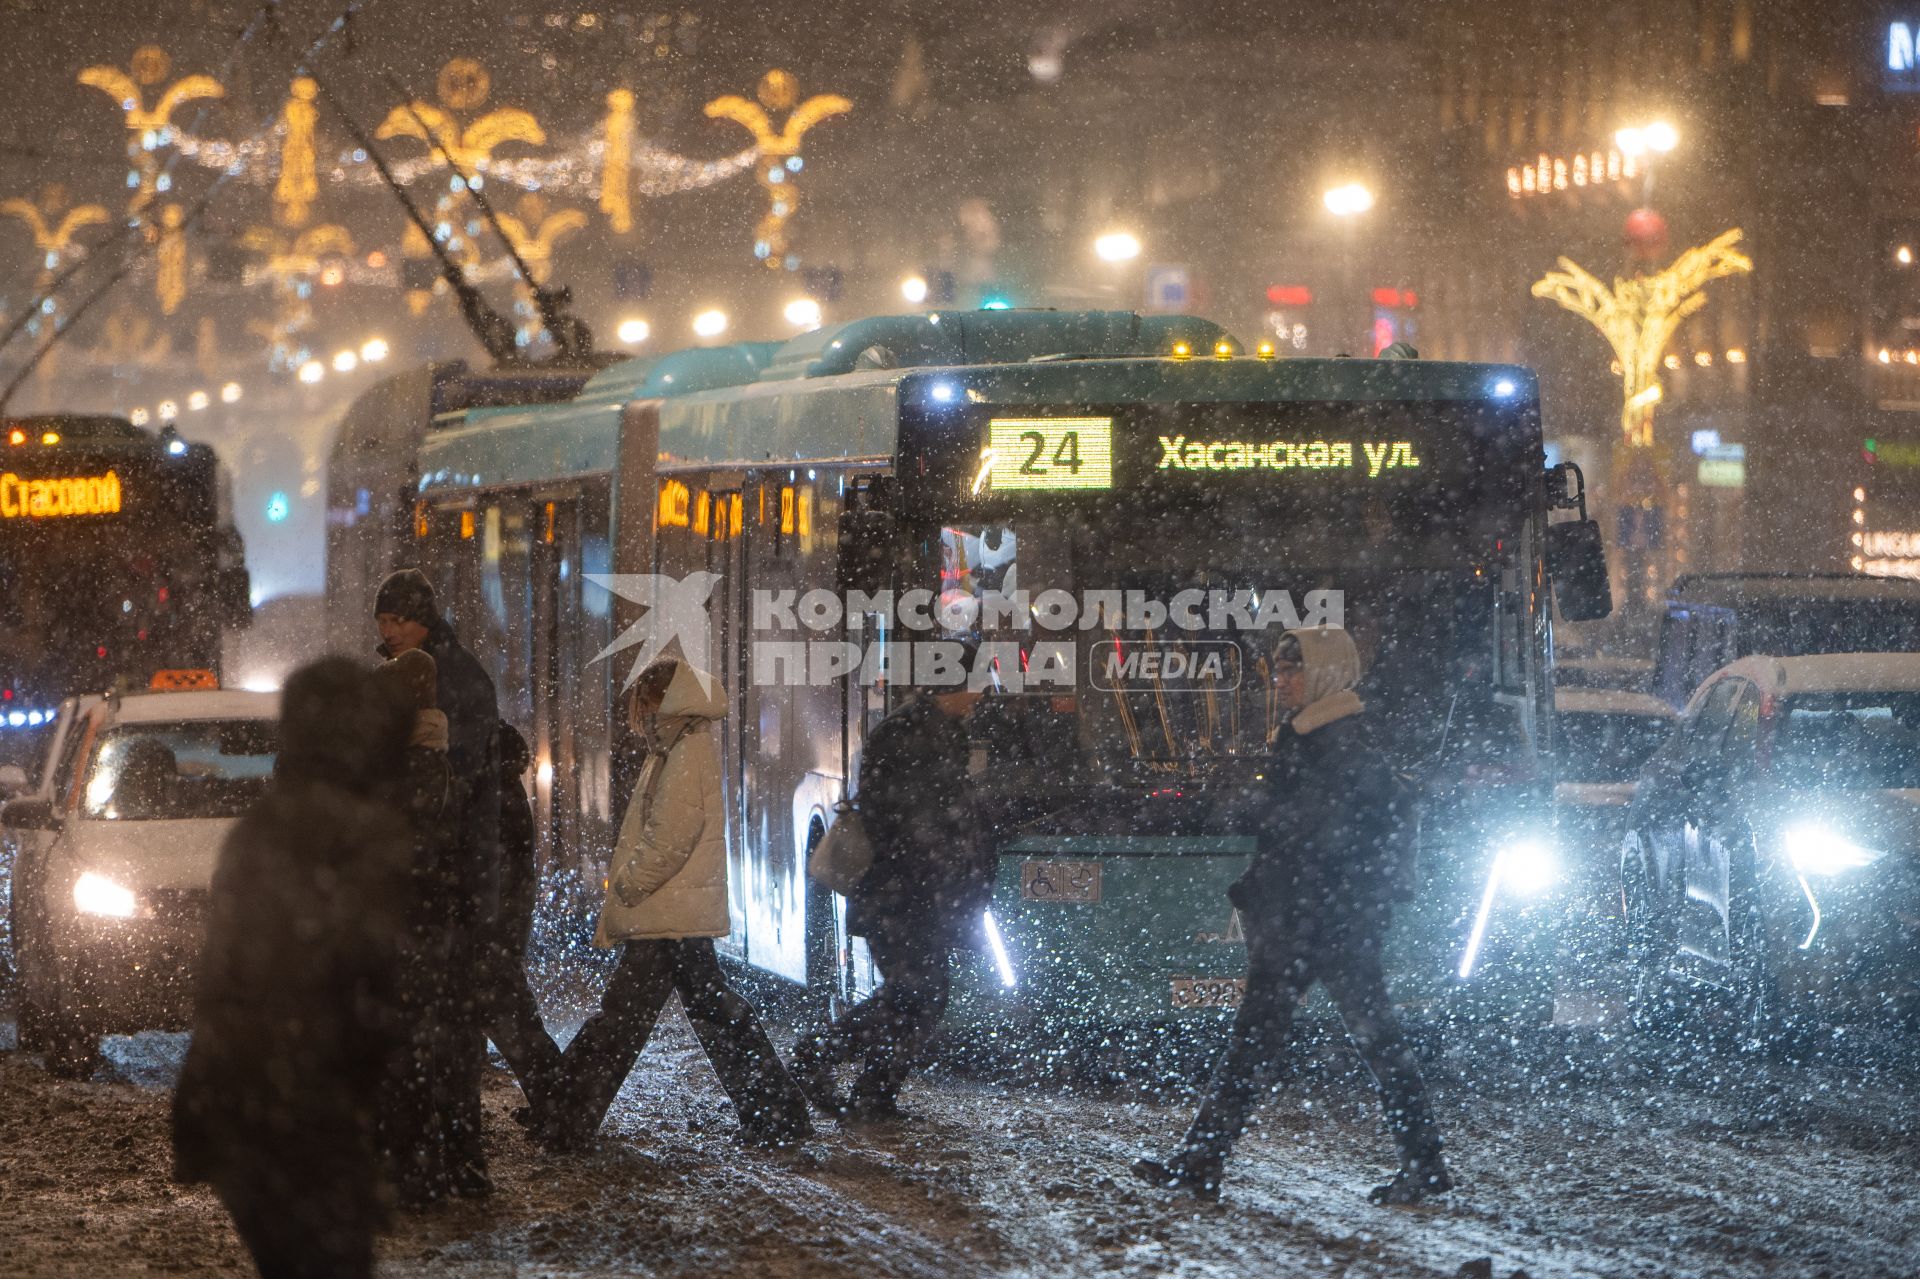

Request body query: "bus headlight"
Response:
[73, 871, 137, 918]
[1782, 823, 1881, 877]
[1495, 838, 1559, 898]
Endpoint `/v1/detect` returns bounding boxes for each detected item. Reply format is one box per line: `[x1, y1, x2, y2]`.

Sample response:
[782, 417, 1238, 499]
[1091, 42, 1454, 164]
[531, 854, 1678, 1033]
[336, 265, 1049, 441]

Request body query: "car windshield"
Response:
[81, 720, 275, 821]
[1774, 693, 1920, 790]
[1558, 711, 1671, 783]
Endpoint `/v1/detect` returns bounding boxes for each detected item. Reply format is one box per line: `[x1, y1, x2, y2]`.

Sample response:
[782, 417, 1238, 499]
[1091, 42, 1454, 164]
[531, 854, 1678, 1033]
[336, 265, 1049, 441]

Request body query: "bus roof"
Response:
[417, 310, 1539, 496]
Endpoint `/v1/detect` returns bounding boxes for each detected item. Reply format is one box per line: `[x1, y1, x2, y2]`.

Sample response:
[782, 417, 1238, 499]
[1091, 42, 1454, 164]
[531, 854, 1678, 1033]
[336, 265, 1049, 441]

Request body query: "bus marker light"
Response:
[1492, 378, 1516, 398]
[1214, 340, 1233, 359]
[40, 431, 59, 445]
[1171, 341, 1192, 360]
[7, 430, 22, 446]
[1256, 342, 1276, 359]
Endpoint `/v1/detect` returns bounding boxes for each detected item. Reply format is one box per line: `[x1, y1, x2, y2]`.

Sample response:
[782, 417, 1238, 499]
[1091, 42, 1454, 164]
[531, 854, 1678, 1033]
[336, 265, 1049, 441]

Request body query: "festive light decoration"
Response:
[77, 46, 223, 211]
[275, 78, 319, 228]
[375, 58, 546, 174]
[601, 89, 634, 234]
[704, 70, 851, 266]
[1531, 228, 1752, 447]
[156, 203, 186, 315]
[0, 187, 109, 285]
[1508, 147, 1640, 198]
[496, 195, 586, 286]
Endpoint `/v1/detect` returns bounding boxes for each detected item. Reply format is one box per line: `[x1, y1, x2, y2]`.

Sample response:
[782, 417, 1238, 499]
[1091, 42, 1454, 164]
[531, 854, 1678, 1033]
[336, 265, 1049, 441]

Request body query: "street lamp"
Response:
[1615, 121, 1679, 158]
[1094, 230, 1142, 263]
[360, 337, 389, 363]
[900, 275, 929, 305]
[298, 360, 324, 384]
[332, 349, 358, 373]
[220, 382, 242, 403]
[616, 317, 650, 345]
[1323, 182, 1374, 354]
[692, 308, 729, 339]
[784, 297, 823, 330]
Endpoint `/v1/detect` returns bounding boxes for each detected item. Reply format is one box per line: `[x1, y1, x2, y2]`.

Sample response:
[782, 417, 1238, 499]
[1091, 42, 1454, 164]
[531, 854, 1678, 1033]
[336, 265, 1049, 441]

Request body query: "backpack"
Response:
[807, 800, 874, 896]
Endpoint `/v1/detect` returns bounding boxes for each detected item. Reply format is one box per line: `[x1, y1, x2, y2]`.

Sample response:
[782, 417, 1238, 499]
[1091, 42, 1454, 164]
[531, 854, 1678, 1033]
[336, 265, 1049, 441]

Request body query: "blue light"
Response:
[26, 710, 42, 726]
[1491, 378, 1517, 398]
[1690, 428, 1722, 455]
[981, 296, 1013, 311]
[6, 711, 23, 728]
[265, 491, 290, 523]
[930, 381, 957, 404]
[166, 438, 187, 457]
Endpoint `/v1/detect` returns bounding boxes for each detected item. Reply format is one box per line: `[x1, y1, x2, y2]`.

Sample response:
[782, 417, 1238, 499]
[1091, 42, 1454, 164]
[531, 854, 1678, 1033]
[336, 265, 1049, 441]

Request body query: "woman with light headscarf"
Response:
[1133, 626, 1450, 1206]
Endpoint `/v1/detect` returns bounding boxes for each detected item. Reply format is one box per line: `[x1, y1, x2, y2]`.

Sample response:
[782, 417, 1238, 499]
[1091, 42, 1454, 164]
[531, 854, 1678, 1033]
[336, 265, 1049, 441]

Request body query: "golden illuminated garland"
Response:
[77, 46, 224, 212]
[704, 70, 851, 266]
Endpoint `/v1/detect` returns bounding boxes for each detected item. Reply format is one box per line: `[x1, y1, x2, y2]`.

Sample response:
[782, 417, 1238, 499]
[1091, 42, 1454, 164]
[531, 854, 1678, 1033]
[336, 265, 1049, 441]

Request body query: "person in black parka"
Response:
[482, 721, 564, 1126]
[1133, 626, 1451, 1206]
[790, 667, 989, 1122]
[172, 658, 415, 1279]
[374, 568, 502, 1197]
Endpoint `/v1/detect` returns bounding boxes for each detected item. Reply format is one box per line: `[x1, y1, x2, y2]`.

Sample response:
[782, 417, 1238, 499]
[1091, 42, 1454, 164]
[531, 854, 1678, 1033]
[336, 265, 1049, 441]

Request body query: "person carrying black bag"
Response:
[531, 659, 812, 1151]
[1132, 626, 1450, 1205]
[790, 662, 989, 1123]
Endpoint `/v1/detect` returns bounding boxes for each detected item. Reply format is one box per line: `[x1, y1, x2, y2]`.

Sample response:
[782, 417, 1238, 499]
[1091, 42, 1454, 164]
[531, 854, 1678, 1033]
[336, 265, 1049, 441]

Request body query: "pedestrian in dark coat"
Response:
[533, 659, 812, 1151]
[482, 721, 564, 1125]
[171, 658, 415, 1279]
[367, 649, 458, 1206]
[1133, 626, 1450, 1205]
[791, 673, 989, 1122]
[374, 567, 501, 1196]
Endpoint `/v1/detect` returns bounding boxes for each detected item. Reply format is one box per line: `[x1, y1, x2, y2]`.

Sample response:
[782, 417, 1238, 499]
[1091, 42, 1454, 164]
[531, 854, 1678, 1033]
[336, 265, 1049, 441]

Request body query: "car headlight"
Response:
[1782, 823, 1882, 877]
[1496, 838, 1560, 898]
[73, 871, 137, 918]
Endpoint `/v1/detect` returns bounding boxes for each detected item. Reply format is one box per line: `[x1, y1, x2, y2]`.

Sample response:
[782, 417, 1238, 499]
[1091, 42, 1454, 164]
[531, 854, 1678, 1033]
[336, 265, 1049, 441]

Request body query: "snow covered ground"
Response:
[1, 999, 1917, 1278]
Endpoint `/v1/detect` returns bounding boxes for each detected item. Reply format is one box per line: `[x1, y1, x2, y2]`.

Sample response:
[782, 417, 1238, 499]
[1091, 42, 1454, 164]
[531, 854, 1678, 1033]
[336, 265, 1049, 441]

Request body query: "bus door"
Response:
[703, 481, 751, 953]
[528, 497, 581, 880]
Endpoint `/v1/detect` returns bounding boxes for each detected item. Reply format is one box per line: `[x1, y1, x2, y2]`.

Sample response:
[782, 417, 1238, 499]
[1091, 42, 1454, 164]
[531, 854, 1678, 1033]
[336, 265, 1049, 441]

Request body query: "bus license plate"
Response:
[1021, 860, 1102, 903]
[1170, 977, 1246, 1010]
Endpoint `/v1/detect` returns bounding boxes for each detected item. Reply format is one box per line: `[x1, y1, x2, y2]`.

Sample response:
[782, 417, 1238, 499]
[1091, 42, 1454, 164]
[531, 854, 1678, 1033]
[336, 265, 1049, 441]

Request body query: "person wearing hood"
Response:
[1133, 626, 1450, 1206]
[790, 660, 989, 1123]
[532, 659, 812, 1151]
[172, 658, 415, 1279]
[373, 568, 501, 1197]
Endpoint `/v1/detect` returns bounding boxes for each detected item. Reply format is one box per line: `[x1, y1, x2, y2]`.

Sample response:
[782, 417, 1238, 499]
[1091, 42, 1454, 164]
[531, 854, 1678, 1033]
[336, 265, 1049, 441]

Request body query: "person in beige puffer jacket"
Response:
[532, 658, 812, 1151]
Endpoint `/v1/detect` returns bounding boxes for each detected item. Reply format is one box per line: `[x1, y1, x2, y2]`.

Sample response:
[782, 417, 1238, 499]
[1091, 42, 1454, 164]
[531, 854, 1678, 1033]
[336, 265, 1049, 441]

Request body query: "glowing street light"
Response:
[157, 399, 178, 420]
[298, 359, 324, 384]
[187, 389, 209, 411]
[616, 317, 650, 345]
[220, 381, 242, 403]
[900, 274, 929, 305]
[360, 337, 389, 363]
[1323, 182, 1374, 217]
[332, 349, 358, 373]
[1093, 230, 1142, 263]
[692, 308, 729, 339]
[784, 297, 823, 330]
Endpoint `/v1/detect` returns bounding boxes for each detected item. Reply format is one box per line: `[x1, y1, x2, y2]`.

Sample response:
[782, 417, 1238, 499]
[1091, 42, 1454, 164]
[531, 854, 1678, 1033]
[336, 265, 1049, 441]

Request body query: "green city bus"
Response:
[370, 309, 1602, 1029]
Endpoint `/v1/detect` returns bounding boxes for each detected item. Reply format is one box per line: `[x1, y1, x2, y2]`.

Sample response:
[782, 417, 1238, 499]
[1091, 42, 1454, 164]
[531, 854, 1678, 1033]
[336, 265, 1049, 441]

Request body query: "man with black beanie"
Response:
[374, 568, 502, 1198]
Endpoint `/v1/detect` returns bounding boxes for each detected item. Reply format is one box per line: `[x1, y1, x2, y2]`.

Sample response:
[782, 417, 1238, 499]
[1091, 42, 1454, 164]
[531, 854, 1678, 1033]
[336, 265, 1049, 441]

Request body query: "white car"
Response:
[4, 679, 277, 1075]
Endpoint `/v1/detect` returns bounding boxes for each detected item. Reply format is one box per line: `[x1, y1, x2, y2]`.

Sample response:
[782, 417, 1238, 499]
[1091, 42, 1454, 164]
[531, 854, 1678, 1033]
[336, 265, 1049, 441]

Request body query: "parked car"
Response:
[3, 676, 276, 1075]
[1651, 573, 1920, 708]
[1620, 653, 1920, 1046]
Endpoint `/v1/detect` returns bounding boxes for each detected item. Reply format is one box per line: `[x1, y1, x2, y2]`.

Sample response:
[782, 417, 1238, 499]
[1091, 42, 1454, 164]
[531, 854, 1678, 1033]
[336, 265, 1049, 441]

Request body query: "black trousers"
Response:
[379, 923, 488, 1196]
[811, 925, 951, 1105]
[482, 935, 564, 1120]
[558, 937, 809, 1140]
[215, 1175, 375, 1279]
[1177, 908, 1439, 1171]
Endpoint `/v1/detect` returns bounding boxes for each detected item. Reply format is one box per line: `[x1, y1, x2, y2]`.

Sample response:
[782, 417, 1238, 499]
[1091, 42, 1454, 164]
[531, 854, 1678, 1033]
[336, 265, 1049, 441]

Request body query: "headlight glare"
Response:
[1783, 823, 1880, 876]
[73, 871, 137, 918]
[1497, 837, 1559, 898]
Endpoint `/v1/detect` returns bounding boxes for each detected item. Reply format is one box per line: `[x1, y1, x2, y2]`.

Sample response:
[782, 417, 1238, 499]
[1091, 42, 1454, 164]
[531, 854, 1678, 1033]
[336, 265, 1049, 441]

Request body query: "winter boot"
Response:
[1368, 1155, 1453, 1206]
[789, 1036, 849, 1119]
[1130, 1154, 1223, 1201]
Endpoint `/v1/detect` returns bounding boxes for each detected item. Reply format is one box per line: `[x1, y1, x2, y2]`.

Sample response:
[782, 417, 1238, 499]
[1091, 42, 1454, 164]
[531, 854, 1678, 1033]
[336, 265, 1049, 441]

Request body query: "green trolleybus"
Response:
[356, 309, 1606, 1029]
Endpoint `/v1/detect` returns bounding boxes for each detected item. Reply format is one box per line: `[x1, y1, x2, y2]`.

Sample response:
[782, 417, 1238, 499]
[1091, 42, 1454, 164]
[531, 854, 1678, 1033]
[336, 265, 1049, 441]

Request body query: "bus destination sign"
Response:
[1156, 434, 1422, 477]
[986, 417, 1115, 491]
[0, 469, 123, 519]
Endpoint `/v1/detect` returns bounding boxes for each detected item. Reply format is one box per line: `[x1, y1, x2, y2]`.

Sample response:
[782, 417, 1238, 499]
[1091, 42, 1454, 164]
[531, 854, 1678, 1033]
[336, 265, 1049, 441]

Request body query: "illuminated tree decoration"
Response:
[156, 203, 187, 315]
[1531, 228, 1752, 447]
[497, 195, 587, 286]
[77, 46, 224, 211]
[601, 89, 635, 234]
[374, 58, 546, 175]
[275, 78, 320, 228]
[0, 186, 110, 286]
[704, 70, 851, 267]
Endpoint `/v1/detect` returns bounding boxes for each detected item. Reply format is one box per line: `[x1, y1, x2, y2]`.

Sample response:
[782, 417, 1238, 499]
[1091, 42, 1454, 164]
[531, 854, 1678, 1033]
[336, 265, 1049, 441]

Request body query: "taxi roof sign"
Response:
[149, 669, 219, 691]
